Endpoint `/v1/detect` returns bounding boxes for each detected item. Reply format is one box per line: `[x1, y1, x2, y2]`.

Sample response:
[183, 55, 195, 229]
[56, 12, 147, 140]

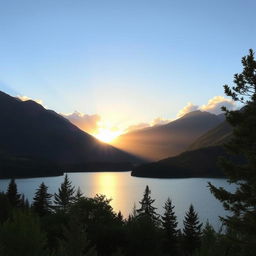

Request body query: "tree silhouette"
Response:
[137, 185, 159, 224]
[161, 198, 179, 255]
[6, 179, 21, 207]
[209, 49, 256, 251]
[183, 204, 202, 255]
[32, 182, 52, 216]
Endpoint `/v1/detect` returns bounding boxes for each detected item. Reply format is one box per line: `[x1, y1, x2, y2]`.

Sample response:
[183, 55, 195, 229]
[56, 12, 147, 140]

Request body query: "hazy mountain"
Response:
[113, 110, 224, 161]
[0, 91, 137, 177]
[188, 120, 232, 151]
[131, 118, 233, 178]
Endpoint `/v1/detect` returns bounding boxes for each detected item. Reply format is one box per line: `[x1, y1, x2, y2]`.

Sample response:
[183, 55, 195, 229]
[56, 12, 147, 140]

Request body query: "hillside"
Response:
[0, 91, 138, 177]
[113, 110, 224, 161]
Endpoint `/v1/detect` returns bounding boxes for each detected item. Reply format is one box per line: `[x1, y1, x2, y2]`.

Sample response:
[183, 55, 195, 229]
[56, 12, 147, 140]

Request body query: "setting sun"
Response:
[94, 128, 122, 143]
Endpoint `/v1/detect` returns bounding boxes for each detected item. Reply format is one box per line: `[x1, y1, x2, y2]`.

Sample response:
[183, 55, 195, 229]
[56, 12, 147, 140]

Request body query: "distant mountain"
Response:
[188, 120, 232, 151]
[0, 91, 138, 177]
[131, 118, 233, 178]
[131, 146, 226, 178]
[113, 110, 224, 161]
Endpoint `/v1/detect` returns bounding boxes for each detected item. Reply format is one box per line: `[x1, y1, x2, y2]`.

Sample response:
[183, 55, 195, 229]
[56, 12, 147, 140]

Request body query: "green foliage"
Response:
[183, 204, 202, 255]
[32, 182, 52, 216]
[0, 210, 48, 256]
[54, 174, 75, 212]
[209, 49, 256, 253]
[6, 178, 21, 207]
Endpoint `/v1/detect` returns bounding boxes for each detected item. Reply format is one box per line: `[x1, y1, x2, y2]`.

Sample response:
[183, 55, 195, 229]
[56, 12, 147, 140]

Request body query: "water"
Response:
[0, 172, 235, 230]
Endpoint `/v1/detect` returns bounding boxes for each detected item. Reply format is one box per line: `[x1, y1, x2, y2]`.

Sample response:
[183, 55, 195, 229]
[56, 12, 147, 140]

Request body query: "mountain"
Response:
[131, 119, 233, 178]
[188, 120, 232, 151]
[0, 91, 138, 177]
[131, 146, 226, 178]
[112, 110, 224, 161]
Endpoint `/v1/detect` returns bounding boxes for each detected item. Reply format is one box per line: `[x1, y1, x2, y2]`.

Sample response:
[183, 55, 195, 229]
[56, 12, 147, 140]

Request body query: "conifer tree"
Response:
[54, 174, 75, 211]
[161, 198, 179, 255]
[32, 182, 52, 216]
[74, 187, 83, 202]
[208, 49, 256, 251]
[137, 185, 159, 224]
[183, 204, 202, 255]
[6, 179, 21, 207]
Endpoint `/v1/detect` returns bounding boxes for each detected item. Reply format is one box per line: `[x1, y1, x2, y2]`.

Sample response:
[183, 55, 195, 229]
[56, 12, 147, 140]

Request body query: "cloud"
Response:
[150, 117, 170, 126]
[177, 102, 199, 118]
[200, 96, 236, 114]
[17, 95, 44, 105]
[62, 111, 101, 134]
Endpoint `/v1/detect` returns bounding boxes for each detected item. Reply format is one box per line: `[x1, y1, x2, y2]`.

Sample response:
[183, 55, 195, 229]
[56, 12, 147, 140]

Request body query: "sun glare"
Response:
[94, 128, 122, 143]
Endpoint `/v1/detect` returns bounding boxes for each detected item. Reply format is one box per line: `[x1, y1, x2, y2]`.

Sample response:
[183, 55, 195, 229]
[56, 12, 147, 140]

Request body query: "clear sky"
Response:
[0, 0, 255, 134]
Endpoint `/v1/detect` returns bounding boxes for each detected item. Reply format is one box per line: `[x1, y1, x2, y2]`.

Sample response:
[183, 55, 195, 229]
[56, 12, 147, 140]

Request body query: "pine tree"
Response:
[137, 185, 159, 224]
[74, 187, 83, 202]
[6, 179, 21, 207]
[161, 198, 179, 255]
[32, 182, 52, 216]
[183, 204, 202, 255]
[208, 49, 256, 252]
[54, 174, 75, 211]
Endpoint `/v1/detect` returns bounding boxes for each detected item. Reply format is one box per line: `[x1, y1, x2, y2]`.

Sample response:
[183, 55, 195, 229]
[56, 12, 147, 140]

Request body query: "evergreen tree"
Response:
[75, 187, 84, 202]
[183, 204, 202, 255]
[32, 182, 52, 216]
[161, 198, 179, 255]
[208, 49, 256, 252]
[54, 174, 75, 211]
[6, 179, 21, 207]
[137, 185, 159, 224]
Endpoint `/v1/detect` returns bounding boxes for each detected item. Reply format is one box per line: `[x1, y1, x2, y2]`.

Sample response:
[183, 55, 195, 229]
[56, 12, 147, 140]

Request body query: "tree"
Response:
[6, 179, 21, 207]
[32, 182, 52, 216]
[208, 49, 256, 253]
[54, 174, 75, 212]
[74, 187, 84, 202]
[137, 185, 159, 224]
[0, 211, 48, 256]
[183, 204, 202, 255]
[161, 198, 179, 255]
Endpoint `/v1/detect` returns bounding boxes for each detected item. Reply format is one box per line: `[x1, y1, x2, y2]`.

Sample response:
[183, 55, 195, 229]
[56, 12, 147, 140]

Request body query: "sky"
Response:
[0, 0, 255, 138]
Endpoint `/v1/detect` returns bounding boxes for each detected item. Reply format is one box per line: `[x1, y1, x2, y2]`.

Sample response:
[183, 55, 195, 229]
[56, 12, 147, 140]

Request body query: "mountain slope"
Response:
[113, 110, 224, 161]
[188, 121, 232, 151]
[0, 91, 137, 175]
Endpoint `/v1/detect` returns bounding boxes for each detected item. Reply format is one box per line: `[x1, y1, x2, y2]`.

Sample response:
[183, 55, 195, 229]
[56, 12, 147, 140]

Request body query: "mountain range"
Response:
[113, 110, 225, 161]
[0, 91, 138, 178]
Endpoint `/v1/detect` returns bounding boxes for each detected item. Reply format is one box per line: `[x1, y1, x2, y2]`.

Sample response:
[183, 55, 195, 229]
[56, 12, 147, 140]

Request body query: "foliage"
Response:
[183, 204, 202, 255]
[32, 182, 52, 216]
[6, 178, 21, 207]
[209, 49, 256, 253]
[54, 174, 75, 212]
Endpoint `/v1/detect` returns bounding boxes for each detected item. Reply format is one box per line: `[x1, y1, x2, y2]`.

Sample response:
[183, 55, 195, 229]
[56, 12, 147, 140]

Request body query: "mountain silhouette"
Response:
[113, 110, 224, 161]
[0, 91, 138, 177]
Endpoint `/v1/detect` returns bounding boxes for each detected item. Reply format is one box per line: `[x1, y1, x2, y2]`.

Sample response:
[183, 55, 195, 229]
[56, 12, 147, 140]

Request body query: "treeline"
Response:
[0, 175, 249, 256]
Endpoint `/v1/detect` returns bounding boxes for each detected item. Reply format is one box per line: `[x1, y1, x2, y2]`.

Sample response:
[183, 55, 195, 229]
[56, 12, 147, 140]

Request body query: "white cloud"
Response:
[17, 95, 44, 105]
[177, 102, 199, 118]
[200, 96, 235, 114]
[62, 111, 101, 134]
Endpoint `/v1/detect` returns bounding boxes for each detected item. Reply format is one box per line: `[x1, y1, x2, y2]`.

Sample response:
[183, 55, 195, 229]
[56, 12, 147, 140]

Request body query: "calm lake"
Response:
[0, 172, 235, 229]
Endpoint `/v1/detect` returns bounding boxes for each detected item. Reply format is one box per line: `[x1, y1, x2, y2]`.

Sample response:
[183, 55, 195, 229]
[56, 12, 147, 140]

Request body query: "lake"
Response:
[0, 172, 235, 230]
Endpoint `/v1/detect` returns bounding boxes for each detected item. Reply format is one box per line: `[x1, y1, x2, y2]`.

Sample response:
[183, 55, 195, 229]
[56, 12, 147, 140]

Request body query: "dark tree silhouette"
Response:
[209, 49, 256, 251]
[183, 204, 202, 255]
[32, 182, 52, 216]
[6, 179, 21, 207]
[161, 198, 179, 255]
[137, 185, 159, 224]
[54, 174, 75, 211]
[74, 187, 83, 202]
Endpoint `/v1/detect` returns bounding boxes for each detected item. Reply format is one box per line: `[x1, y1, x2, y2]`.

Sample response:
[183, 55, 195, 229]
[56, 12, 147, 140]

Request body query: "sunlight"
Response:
[94, 128, 122, 143]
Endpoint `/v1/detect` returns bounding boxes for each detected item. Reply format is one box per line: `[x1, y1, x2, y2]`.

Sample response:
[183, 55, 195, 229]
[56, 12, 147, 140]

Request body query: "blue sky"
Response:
[0, 0, 255, 130]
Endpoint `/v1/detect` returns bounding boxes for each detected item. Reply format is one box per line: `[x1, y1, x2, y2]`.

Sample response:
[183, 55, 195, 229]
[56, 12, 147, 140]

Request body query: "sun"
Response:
[94, 128, 122, 143]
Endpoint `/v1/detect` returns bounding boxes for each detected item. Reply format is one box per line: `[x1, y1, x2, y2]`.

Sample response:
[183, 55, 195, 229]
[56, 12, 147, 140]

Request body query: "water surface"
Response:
[0, 172, 235, 229]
